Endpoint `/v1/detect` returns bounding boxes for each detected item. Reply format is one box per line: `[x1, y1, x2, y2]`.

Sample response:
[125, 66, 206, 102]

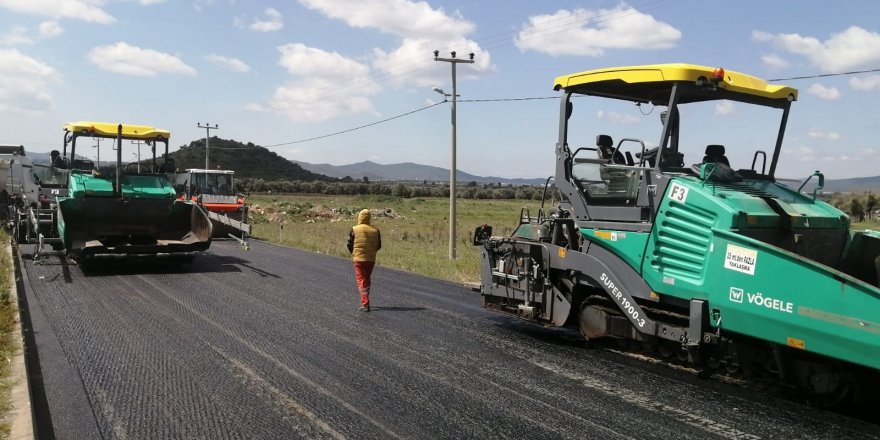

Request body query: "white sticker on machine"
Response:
[724, 244, 757, 275]
[668, 182, 689, 204]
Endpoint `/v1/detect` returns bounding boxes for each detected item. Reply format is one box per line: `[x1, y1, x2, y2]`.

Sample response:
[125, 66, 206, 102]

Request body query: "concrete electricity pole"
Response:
[197, 123, 219, 169]
[93, 139, 102, 168]
[433, 50, 474, 260]
[132, 140, 144, 173]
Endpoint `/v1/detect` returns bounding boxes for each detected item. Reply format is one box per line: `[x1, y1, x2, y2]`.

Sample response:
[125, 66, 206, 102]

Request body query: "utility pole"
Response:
[93, 139, 101, 168]
[433, 50, 474, 259]
[132, 140, 143, 173]
[197, 122, 219, 169]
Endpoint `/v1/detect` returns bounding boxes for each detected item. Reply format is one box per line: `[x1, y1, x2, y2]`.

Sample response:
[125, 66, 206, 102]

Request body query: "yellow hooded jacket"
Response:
[347, 209, 382, 262]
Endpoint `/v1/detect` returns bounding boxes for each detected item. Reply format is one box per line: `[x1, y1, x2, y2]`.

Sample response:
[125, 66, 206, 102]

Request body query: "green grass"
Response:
[0, 232, 16, 437]
[250, 194, 880, 284]
[248, 194, 549, 283]
[853, 219, 880, 231]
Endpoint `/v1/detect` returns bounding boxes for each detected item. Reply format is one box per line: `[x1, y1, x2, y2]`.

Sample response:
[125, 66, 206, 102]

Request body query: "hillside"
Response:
[292, 160, 547, 185]
[170, 138, 331, 181]
[820, 175, 880, 193]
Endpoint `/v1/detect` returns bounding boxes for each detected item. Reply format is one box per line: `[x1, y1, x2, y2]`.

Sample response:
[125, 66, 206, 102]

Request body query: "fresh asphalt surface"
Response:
[15, 240, 880, 439]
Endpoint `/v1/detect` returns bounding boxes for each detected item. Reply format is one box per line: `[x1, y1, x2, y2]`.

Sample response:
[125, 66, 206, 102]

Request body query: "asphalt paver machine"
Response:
[59, 121, 212, 260]
[474, 64, 879, 405]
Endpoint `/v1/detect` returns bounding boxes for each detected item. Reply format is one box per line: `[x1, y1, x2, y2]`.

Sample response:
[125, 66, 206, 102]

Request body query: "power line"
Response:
[263, 101, 447, 148]
[215, 95, 564, 149]
[459, 96, 559, 102]
[243, 64, 880, 149]
[768, 67, 880, 82]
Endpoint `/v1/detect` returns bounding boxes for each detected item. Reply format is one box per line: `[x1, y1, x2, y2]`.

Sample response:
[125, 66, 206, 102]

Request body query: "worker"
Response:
[50, 150, 66, 169]
[346, 209, 382, 312]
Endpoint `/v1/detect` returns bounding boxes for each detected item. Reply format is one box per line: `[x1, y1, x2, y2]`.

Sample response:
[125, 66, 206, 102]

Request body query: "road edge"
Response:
[6, 242, 34, 440]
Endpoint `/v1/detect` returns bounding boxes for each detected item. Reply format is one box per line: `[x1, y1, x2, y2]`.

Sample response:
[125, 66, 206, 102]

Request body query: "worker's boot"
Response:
[359, 291, 370, 312]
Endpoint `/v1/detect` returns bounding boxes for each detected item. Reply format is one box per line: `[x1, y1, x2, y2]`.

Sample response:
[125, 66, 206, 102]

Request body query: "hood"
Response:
[357, 209, 371, 225]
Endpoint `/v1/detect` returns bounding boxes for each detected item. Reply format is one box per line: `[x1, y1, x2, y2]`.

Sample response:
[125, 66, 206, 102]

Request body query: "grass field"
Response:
[248, 194, 880, 285]
[853, 219, 880, 231]
[0, 232, 16, 437]
[248, 194, 549, 283]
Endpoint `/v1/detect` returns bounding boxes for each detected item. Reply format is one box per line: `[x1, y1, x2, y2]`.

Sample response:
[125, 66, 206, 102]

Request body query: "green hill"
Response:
[170, 138, 331, 181]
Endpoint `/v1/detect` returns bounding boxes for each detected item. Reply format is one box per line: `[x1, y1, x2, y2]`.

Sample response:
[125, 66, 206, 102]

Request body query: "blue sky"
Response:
[1, 0, 879, 180]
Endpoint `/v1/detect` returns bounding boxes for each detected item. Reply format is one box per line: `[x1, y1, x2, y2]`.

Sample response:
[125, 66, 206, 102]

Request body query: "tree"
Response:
[362, 176, 369, 183]
[850, 197, 865, 222]
[865, 193, 878, 219]
[392, 183, 411, 198]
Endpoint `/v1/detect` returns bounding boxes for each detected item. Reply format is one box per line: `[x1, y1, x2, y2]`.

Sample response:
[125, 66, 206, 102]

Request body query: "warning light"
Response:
[711, 67, 725, 86]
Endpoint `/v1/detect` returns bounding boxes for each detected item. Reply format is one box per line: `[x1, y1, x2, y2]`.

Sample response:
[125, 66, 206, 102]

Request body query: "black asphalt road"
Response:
[15, 240, 880, 440]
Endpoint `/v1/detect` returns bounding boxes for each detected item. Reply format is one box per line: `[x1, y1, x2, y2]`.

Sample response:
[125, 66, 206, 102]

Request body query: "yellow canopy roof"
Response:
[63, 121, 171, 140]
[554, 63, 797, 104]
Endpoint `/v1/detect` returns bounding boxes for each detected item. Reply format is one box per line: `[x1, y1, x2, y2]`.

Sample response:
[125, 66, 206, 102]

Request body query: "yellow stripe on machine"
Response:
[553, 63, 798, 102]
[63, 121, 171, 140]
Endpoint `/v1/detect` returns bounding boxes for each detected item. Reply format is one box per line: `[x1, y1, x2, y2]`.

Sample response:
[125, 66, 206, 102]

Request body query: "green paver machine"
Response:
[473, 64, 879, 404]
[59, 121, 212, 260]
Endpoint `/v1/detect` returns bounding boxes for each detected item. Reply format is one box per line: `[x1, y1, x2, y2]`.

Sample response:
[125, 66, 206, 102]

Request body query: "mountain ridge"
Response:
[292, 159, 547, 185]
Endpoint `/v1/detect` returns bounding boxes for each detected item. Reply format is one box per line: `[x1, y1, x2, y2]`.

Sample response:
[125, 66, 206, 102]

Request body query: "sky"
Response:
[1, 0, 879, 180]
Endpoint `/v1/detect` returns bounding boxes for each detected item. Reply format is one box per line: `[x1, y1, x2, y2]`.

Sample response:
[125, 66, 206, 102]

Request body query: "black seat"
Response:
[596, 134, 624, 164]
[703, 144, 730, 167]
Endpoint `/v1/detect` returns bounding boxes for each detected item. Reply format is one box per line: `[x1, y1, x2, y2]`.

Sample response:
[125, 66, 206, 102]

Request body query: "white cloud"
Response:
[372, 38, 493, 87]
[0, 0, 115, 24]
[514, 6, 681, 56]
[205, 54, 250, 73]
[258, 43, 379, 123]
[0, 48, 62, 114]
[38, 21, 64, 38]
[298, 0, 474, 40]
[792, 146, 816, 162]
[250, 7, 283, 32]
[596, 110, 639, 125]
[86, 42, 197, 76]
[278, 43, 370, 79]
[807, 130, 841, 141]
[807, 83, 841, 100]
[714, 101, 735, 115]
[139, 0, 166, 4]
[0, 26, 32, 46]
[299, 0, 493, 88]
[786, 146, 875, 164]
[760, 53, 788, 70]
[752, 26, 880, 72]
[850, 74, 880, 91]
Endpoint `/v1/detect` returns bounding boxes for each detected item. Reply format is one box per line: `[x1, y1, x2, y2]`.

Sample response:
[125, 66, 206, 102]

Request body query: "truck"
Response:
[57, 121, 213, 260]
[473, 64, 879, 405]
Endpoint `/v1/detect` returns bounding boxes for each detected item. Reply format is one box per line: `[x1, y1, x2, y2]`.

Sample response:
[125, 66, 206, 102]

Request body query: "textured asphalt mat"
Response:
[16, 240, 880, 440]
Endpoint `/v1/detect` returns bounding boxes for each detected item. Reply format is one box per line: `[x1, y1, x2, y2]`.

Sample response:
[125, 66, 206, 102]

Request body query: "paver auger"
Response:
[473, 64, 879, 404]
[59, 122, 212, 260]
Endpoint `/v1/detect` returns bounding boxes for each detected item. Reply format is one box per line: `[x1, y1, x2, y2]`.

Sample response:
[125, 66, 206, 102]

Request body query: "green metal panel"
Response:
[67, 172, 114, 197]
[705, 230, 880, 370]
[581, 228, 649, 273]
[637, 176, 879, 369]
[67, 172, 176, 199]
[120, 175, 176, 198]
[642, 177, 727, 296]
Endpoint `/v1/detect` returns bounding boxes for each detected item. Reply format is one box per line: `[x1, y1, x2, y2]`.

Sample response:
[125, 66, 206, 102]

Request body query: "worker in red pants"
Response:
[347, 209, 382, 312]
